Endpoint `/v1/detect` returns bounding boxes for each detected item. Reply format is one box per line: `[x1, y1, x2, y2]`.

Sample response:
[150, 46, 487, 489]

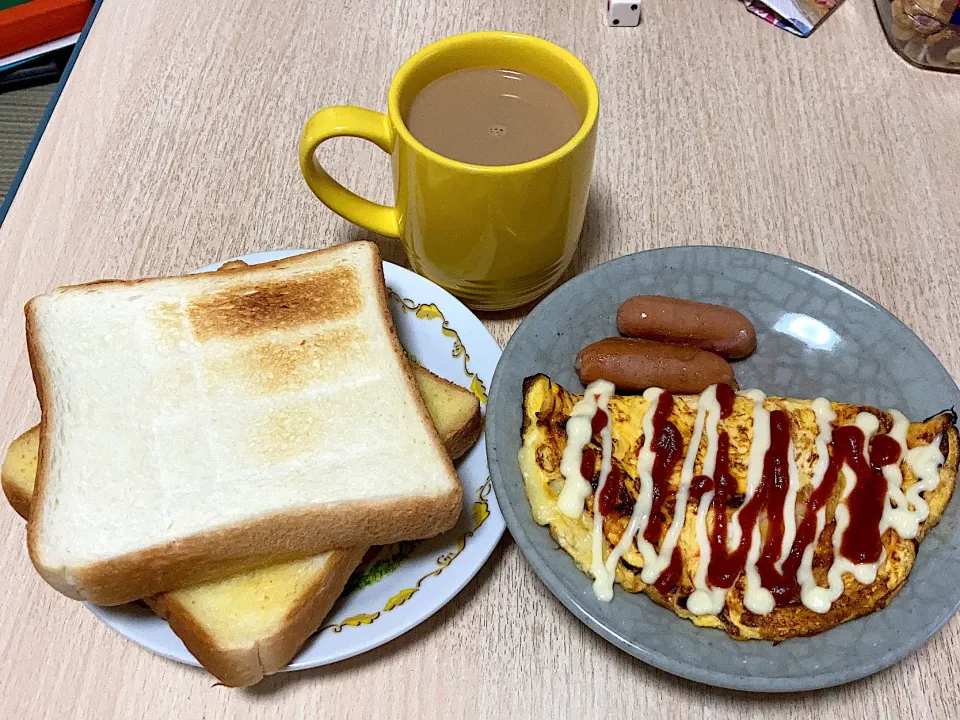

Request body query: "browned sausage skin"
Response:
[617, 295, 757, 359]
[575, 338, 736, 394]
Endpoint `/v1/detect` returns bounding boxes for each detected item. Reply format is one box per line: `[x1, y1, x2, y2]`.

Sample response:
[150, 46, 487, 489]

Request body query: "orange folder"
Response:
[0, 0, 92, 58]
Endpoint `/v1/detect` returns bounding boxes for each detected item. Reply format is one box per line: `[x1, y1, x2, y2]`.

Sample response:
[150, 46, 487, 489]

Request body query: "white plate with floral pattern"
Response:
[86, 248, 504, 672]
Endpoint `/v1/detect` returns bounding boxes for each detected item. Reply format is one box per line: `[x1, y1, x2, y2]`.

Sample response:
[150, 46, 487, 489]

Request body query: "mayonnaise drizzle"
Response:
[736, 390, 775, 616]
[728, 390, 770, 549]
[558, 380, 615, 518]
[880, 409, 944, 539]
[744, 525, 773, 614]
[593, 388, 663, 601]
[776, 441, 801, 571]
[878, 411, 913, 537]
[563, 380, 947, 615]
[579, 382, 618, 599]
[797, 398, 836, 613]
[903, 441, 946, 532]
[685, 385, 728, 616]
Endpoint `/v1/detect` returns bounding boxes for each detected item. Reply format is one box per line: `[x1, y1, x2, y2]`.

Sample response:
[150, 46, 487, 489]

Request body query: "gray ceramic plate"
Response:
[487, 246, 960, 692]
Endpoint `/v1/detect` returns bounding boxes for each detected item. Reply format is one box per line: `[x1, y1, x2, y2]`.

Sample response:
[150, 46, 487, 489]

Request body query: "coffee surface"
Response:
[406, 68, 582, 166]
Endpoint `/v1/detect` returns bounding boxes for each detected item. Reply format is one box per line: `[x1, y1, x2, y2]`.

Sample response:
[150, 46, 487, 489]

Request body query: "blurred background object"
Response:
[876, 0, 960, 71]
[0, 0, 90, 59]
[0, 84, 52, 202]
[743, 0, 843, 37]
[0, 0, 91, 92]
[0, 0, 91, 206]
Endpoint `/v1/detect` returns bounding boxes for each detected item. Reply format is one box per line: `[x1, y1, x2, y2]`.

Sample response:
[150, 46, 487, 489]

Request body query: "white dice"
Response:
[607, 0, 641, 27]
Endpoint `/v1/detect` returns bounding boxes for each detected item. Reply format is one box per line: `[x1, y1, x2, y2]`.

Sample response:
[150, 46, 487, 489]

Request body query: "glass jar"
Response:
[875, 1, 960, 71]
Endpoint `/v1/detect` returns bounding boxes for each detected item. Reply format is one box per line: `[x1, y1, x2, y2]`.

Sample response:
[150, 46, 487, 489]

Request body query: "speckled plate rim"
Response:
[486, 245, 960, 692]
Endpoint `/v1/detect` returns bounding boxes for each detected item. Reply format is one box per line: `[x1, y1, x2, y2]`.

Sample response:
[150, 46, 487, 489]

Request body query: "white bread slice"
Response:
[3, 368, 479, 526]
[3, 364, 481, 686]
[4, 424, 364, 686]
[25, 242, 462, 605]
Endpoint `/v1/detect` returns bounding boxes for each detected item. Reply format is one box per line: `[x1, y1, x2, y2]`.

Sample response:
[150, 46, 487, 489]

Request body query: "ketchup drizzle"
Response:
[643, 392, 683, 544]
[654, 548, 683, 595]
[682, 385, 739, 589]
[753, 411, 796, 597]
[591, 408, 608, 436]
[689, 475, 714, 503]
[581, 447, 597, 486]
[598, 464, 623, 516]
[837, 426, 888, 564]
[694, 403, 901, 606]
[870, 435, 901, 468]
[592, 381, 906, 607]
[703, 429, 743, 588]
[689, 385, 736, 500]
[754, 428, 848, 605]
[715, 383, 736, 420]
[761, 424, 897, 604]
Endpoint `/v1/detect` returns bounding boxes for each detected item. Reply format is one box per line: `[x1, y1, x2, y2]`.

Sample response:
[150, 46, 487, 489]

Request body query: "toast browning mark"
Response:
[203, 326, 368, 395]
[187, 266, 363, 341]
[152, 301, 188, 348]
[251, 403, 330, 463]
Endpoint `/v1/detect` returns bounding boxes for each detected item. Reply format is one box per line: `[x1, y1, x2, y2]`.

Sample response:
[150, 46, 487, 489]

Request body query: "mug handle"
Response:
[298, 106, 401, 238]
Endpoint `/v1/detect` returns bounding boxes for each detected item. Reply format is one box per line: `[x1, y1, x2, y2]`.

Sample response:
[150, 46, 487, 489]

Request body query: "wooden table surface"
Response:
[2, 1, 960, 717]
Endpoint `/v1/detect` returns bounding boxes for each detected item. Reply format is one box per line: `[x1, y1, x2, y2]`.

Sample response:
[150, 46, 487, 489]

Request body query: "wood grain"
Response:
[2, 0, 959, 717]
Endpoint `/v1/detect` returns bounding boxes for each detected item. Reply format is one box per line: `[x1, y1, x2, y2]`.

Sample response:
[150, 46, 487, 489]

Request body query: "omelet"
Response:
[519, 374, 959, 640]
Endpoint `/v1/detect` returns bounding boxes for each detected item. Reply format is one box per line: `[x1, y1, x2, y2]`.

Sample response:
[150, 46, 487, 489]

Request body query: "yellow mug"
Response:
[298, 31, 599, 311]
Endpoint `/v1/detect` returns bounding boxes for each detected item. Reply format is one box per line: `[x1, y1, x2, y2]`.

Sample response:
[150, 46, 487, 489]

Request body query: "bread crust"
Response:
[443, 408, 483, 461]
[23, 241, 463, 605]
[145, 547, 365, 687]
[24, 296, 63, 592]
[30, 485, 462, 606]
[366, 245, 463, 494]
[1, 469, 30, 520]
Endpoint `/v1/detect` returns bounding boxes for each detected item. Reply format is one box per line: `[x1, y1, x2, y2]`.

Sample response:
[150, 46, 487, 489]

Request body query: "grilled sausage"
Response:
[576, 337, 736, 394]
[617, 295, 756, 359]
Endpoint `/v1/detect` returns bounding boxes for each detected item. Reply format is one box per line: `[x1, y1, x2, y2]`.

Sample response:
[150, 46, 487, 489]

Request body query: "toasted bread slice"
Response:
[2, 366, 480, 524]
[211, 258, 482, 458]
[412, 365, 483, 460]
[146, 549, 366, 686]
[2, 363, 481, 686]
[25, 242, 463, 604]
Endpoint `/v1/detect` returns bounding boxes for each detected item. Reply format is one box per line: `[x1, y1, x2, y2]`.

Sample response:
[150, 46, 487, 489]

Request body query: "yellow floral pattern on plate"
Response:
[323, 477, 494, 633]
[320, 291, 491, 634]
[389, 292, 488, 403]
